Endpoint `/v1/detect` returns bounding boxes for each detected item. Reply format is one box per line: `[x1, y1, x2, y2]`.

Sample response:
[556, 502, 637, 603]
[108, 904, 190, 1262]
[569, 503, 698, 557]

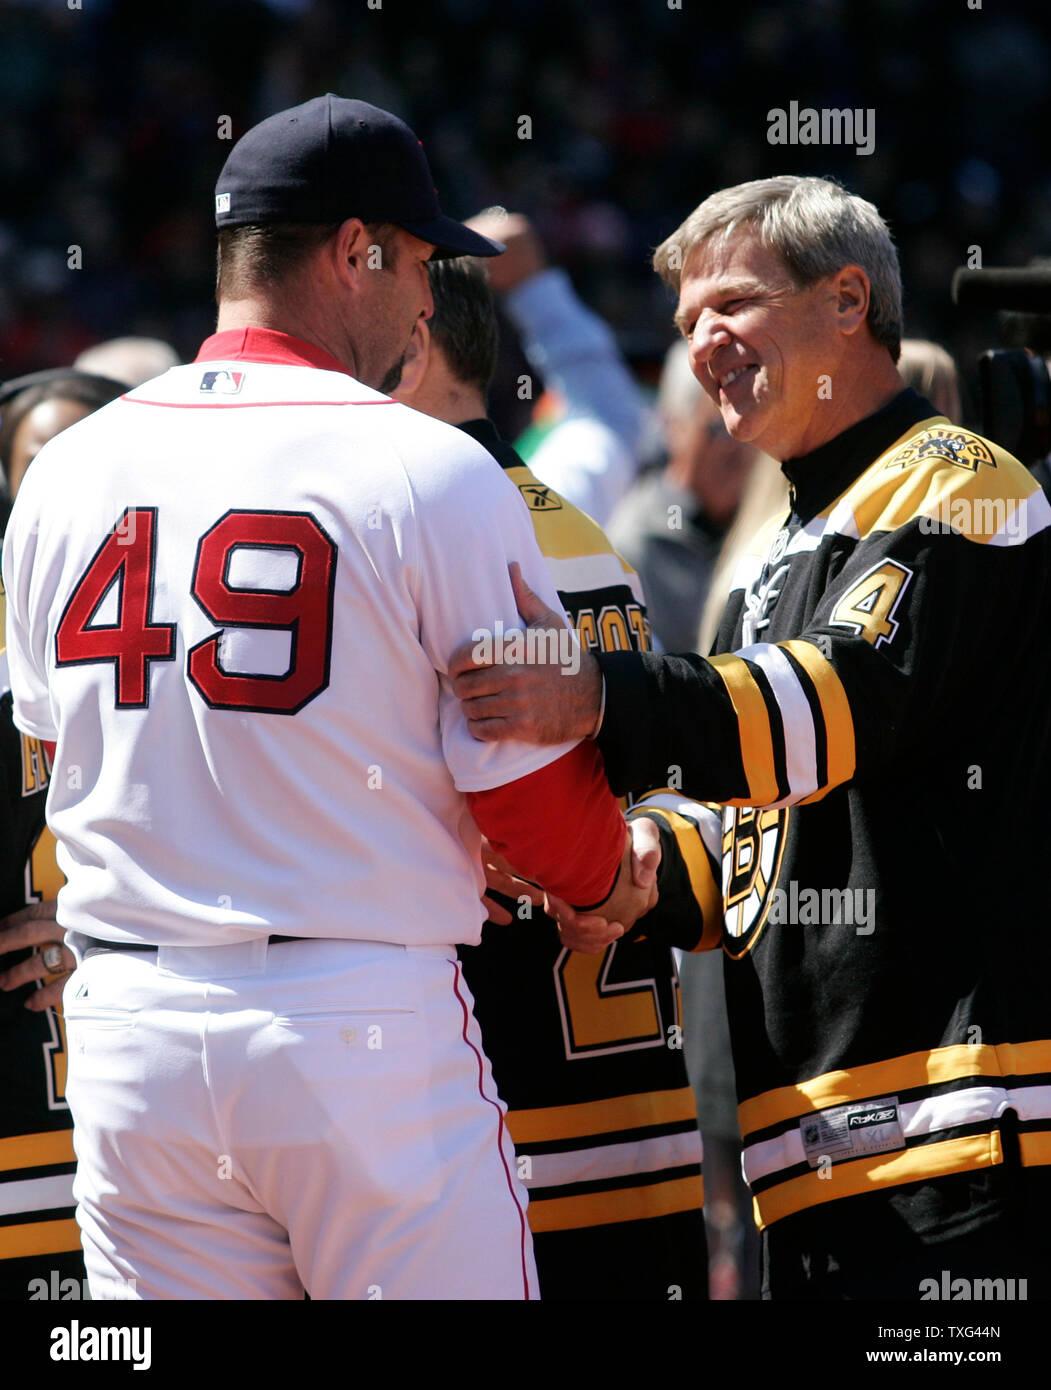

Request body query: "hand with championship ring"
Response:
[0, 900, 73, 1010]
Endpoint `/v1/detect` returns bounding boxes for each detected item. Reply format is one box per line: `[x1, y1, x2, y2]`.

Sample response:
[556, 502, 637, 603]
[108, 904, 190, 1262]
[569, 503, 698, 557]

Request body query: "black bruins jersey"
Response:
[0, 646, 80, 1299]
[594, 390, 1051, 1242]
[457, 418, 720, 1301]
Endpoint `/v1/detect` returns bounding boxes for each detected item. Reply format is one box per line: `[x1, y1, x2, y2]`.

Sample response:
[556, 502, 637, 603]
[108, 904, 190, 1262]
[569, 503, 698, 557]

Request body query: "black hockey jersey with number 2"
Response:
[594, 390, 1051, 1234]
[0, 643, 79, 1285]
[455, 417, 719, 1300]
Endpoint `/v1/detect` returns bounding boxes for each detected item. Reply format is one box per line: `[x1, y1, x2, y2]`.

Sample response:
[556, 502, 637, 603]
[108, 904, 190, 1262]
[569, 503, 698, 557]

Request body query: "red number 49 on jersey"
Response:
[55, 507, 337, 715]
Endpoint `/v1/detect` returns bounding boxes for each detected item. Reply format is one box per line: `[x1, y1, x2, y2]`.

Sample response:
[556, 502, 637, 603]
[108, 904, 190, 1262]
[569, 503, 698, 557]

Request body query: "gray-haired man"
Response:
[451, 175, 1051, 1299]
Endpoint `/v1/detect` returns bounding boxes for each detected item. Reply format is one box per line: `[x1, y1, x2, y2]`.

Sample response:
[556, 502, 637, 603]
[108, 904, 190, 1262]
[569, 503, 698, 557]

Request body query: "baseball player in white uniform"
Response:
[1, 96, 655, 1300]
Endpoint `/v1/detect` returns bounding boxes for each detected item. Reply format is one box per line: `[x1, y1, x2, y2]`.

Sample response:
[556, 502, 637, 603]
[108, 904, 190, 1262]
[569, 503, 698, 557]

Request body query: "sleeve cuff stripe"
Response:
[735, 642, 819, 801]
[639, 806, 722, 933]
[707, 653, 779, 804]
[631, 792, 723, 861]
[779, 640, 856, 790]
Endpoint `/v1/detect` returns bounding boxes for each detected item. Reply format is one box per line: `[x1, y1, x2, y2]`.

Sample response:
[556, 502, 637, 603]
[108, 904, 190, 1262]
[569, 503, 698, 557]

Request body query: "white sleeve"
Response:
[405, 430, 580, 793]
[2, 481, 58, 740]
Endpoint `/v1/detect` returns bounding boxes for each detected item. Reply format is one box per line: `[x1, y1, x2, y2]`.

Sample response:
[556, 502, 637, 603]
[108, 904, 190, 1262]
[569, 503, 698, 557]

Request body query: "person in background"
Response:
[74, 338, 180, 390]
[0, 364, 129, 1299]
[464, 210, 647, 526]
[896, 338, 962, 423]
[608, 338, 759, 653]
[696, 455, 790, 657]
[0, 371, 127, 505]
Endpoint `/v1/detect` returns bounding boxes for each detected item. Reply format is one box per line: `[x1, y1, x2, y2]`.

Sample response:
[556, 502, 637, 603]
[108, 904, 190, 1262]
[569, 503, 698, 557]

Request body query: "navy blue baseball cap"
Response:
[214, 94, 503, 260]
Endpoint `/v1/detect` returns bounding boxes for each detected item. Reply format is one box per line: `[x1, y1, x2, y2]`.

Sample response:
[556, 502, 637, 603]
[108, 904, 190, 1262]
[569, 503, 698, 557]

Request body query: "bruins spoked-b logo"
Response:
[722, 805, 789, 957]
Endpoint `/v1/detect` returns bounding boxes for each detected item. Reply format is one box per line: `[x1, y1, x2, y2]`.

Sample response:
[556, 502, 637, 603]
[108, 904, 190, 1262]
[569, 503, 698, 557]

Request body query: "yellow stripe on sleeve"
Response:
[1019, 1132, 1051, 1168]
[996, 1040, 1051, 1076]
[508, 1087, 698, 1146]
[706, 653, 779, 805]
[0, 1218, 81, 1260]
[0, 1130, 76, 1174]
[636, 806, 722, 949]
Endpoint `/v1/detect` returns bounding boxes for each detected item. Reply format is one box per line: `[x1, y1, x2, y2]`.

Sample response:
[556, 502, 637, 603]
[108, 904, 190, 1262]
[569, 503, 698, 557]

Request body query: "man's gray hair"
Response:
[654, 176, 903, 362]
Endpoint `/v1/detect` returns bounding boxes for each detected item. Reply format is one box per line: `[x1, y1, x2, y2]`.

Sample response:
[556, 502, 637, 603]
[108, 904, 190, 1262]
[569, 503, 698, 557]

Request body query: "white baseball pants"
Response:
[61, 936, 537, 1300]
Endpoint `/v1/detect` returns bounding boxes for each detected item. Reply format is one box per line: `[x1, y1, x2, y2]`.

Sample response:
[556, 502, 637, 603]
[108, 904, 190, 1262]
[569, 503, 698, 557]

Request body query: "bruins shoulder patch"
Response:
[882, 427, 995, 475]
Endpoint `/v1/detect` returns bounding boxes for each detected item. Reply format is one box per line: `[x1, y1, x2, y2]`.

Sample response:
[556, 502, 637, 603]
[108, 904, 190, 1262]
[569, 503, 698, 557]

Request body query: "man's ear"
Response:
[392, 317, 431, 399]
[833, 264, 871, 337]
[332, 218, 376, 288]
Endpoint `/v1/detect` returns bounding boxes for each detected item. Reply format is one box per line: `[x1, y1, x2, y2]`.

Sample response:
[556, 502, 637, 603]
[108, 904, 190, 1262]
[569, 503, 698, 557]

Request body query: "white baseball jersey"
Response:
[2, 329, 577, 948]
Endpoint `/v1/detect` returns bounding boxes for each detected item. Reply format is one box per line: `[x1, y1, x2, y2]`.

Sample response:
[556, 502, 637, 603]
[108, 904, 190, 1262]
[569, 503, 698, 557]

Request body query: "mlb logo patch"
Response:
[215, 193, 231, 214]
[200, 369, 245, 394]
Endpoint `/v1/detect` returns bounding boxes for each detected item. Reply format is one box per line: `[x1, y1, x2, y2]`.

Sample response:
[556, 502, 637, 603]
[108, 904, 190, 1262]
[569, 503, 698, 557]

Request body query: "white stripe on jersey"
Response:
[541, 550, 642, 601]
[990, 487, 1051, 546]
[1006, 1083, 1051, 1122]
[736, 642, 818, 807]
[784, 518, 827, 556]
[726, 550, 764, 599]
[0, 1172, 75, 1216]
[520, 1129, 702, 1190]
[630, 792, 721, 861]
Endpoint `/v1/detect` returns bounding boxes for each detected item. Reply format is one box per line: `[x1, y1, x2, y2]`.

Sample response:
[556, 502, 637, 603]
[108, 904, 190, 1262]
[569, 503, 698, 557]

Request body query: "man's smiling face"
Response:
[675, 227, 842, 461]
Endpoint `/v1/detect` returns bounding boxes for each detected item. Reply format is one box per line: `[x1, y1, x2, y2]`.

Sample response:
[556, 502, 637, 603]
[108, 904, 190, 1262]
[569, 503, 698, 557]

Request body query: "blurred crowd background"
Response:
[1, 0, 1048, 409]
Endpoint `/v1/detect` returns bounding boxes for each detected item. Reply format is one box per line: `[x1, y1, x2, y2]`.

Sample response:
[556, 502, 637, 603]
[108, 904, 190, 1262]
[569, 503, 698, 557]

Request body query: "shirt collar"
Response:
[781, 388, 938, 522]
[194, 327, 352, 377]
[457, 417, 526, 473]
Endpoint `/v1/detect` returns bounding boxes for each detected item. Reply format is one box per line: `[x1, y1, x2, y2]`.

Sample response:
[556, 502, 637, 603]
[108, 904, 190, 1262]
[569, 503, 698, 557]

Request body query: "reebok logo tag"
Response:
[848, 1106, 897, 1129]
[800, 1094, 905, 1168]
[519, 485, 562, 512]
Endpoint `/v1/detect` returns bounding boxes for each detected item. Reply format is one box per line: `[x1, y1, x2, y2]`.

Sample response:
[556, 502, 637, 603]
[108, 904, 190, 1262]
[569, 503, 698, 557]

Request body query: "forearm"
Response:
[595, 649, 727, 798]
[466, 741, 625, 909]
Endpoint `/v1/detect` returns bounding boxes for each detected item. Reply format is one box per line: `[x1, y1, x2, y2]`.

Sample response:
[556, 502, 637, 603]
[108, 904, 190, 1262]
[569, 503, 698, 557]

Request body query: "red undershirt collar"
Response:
[194, 327, 353, 377]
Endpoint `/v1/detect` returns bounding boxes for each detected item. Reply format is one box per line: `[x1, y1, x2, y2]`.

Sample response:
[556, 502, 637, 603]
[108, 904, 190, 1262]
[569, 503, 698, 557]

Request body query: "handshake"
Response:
[481, 816, 661, 953]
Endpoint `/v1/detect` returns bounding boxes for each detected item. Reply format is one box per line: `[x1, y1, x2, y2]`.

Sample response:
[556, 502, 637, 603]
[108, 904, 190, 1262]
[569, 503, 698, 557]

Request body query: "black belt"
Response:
[82, 934, 315, 956]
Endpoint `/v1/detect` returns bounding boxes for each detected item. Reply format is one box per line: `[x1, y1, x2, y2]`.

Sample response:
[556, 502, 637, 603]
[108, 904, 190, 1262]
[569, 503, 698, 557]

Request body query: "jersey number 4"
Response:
[55, 507, 337, 714]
